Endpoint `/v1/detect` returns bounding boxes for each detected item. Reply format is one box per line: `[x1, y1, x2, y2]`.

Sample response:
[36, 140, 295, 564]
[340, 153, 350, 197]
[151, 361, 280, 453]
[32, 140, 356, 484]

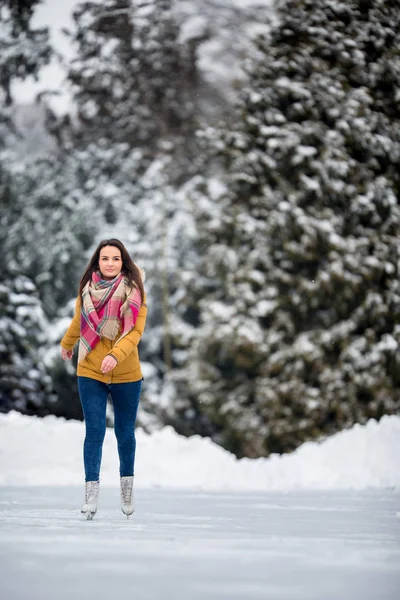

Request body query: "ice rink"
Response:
[1, 487, 399, 600]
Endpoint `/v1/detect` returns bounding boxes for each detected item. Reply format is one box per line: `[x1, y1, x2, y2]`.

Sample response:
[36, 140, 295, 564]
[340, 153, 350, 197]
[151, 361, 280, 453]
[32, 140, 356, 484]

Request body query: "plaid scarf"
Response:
[78, 271, 142, 364]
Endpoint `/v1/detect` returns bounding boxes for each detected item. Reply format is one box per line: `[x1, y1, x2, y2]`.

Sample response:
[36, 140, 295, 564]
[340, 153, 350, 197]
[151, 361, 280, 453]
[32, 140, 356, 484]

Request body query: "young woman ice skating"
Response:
[60, 239, 147, 520]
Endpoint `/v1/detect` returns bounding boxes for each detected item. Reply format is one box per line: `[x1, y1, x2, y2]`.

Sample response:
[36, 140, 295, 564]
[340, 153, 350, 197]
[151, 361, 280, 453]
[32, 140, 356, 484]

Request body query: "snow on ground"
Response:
[0, 411, 399, 490]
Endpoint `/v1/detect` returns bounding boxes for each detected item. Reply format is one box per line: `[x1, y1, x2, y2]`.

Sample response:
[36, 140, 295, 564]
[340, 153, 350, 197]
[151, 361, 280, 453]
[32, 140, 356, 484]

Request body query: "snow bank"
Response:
[0, 412, 399, 491]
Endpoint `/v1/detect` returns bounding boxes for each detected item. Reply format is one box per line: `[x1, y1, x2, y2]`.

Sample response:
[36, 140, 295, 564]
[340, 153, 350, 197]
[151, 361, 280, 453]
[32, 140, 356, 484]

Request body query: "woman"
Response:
[60, 239, 147, 520]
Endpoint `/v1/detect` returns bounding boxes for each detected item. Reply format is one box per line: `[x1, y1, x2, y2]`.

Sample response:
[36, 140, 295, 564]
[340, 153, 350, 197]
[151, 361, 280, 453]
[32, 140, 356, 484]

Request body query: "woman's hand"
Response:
[101, 355, 118, 373]
[61, 347, 73, 361]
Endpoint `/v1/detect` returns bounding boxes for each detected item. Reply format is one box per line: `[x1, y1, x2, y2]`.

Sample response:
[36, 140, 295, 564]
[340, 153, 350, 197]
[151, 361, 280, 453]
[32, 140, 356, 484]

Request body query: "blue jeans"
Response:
[77, 377, 142, 482]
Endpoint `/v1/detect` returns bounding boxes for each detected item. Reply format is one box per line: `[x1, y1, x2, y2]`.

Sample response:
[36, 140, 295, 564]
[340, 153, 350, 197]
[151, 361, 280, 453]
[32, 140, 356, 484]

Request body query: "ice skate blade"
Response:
[82, 511, 96, 520]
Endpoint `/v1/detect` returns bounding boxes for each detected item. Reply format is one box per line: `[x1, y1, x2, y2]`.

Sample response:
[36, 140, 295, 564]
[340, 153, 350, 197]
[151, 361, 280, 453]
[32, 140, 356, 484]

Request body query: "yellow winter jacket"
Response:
[60, 293, 147, 384]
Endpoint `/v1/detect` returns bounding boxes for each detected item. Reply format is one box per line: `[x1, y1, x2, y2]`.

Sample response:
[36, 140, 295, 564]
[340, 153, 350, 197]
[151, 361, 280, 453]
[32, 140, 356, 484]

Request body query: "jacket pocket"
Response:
[114, 346, 139, 377]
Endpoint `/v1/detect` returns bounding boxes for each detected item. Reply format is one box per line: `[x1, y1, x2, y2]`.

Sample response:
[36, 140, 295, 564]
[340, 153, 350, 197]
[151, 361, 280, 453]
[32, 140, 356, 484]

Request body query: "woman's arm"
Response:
[107, 293, 148, 365]
[60, 296, 81, 351]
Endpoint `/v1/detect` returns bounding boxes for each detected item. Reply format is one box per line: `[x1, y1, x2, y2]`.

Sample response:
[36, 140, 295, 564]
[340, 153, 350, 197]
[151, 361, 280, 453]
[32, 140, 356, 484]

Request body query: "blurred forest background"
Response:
[1, 0, 399, 459]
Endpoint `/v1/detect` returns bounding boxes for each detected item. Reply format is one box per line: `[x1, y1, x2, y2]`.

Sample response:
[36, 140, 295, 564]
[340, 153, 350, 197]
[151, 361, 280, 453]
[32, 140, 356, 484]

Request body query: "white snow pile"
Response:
[0, 411, 399, 491]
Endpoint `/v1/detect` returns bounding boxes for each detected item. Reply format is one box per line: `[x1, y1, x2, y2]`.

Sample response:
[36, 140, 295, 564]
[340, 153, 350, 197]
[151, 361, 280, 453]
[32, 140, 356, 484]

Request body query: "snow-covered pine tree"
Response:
[0, 274, 56, 414]
[67, 0, 198, 155]
[169, 0, 400, 458]
[2, 153, 99, 314]
[0, 0, 56, 414]
[0, 0, 51, 151]
[0, 1, 99, 316]
[0, 0, 52, 107]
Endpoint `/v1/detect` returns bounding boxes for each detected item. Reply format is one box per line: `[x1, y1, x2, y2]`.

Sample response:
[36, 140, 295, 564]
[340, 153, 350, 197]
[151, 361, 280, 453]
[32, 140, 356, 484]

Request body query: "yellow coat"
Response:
[60, 293, 147, 384]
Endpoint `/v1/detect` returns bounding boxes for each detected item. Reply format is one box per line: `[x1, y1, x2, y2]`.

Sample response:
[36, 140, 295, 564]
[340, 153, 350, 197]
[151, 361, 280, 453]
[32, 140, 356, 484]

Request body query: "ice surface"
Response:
[0, 487, 399, 600]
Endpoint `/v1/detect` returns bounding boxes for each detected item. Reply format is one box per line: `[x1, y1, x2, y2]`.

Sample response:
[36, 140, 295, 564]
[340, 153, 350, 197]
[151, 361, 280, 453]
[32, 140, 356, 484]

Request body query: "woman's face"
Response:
[98, 246, 123, 280]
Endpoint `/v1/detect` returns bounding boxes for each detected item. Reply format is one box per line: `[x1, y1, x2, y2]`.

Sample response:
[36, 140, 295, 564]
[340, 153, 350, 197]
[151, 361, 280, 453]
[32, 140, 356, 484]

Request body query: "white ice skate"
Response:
[81, 481, 99, 520]
[120, 476, 135, 518]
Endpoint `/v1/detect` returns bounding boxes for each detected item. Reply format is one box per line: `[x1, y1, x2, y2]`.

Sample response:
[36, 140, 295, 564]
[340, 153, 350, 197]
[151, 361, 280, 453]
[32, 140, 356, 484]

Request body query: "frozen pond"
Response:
[0, 488, 399, 600]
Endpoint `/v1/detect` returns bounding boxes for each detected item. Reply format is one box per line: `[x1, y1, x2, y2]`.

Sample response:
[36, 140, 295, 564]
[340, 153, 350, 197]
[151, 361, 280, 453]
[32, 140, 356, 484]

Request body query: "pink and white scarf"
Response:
[78, 271, 142, 364]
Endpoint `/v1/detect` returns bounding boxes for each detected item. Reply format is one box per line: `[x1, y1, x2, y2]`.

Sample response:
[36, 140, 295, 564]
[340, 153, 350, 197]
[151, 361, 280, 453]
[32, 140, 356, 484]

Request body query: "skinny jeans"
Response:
[77, 376, 142, 482]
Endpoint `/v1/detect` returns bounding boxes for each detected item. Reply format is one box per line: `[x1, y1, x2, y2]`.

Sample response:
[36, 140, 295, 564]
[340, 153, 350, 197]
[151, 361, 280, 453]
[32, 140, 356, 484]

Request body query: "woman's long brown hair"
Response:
[79, 239, 145, 303]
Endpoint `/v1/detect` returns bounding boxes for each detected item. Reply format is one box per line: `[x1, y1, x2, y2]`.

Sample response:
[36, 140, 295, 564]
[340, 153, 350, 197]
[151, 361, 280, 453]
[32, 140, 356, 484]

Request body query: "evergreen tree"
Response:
[2, 152, 99, 314]
[67, 0, 198, 152]
[0, 274, 56, 414]
[0, 0, 55, 414]
[0, 0, 52, 107]
[169, 0, 400, 458]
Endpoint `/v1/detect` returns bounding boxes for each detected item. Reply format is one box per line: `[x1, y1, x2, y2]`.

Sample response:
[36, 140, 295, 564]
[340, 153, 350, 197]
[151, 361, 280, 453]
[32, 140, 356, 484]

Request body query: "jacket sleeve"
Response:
[108, 293, 147, 364]
[60, 297, 81, 350]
